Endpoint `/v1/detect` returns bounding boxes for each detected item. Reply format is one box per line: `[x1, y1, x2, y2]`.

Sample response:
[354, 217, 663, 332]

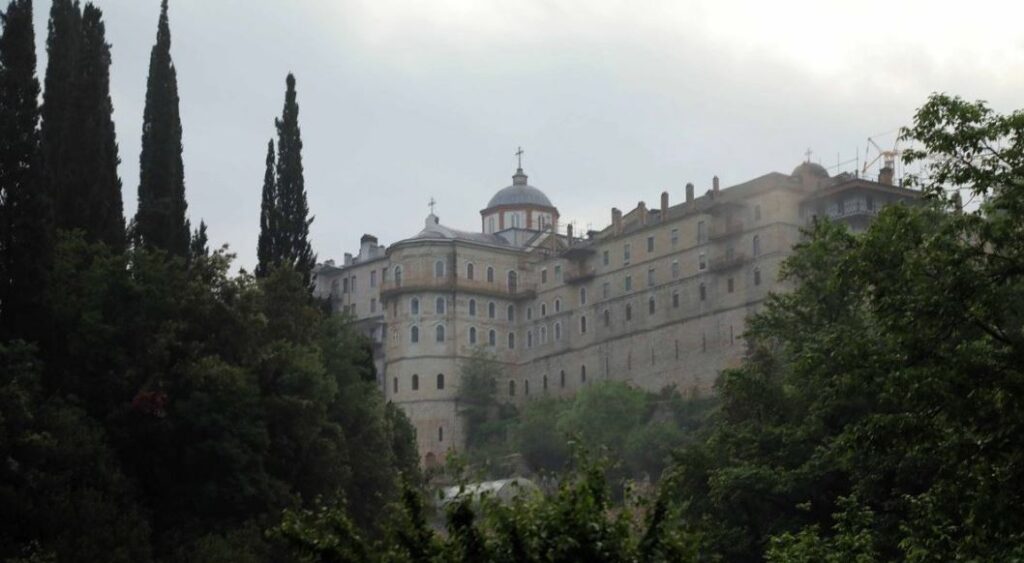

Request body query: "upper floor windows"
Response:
[697, 220, 707, 244]
[754, 204, 762, 221]
[541, 303, 547, 317]
[370, 270, 377, 287]
[554, 265, 562, 281]
[469, 326, 477, 345]
[554, 298, 561, 313]
[647, 268, 655, 288]
[469, 299, 477, 316]
[671, 228, 679, 246]
[508, 270, 518, 293]
[754, 267, 762, 286]
[648, 296, 656, 315]
[699, 283, 707, 301]
[541, 269, 548, 284]
[579, 287, 587, 306]
[434, 260, 446, 278]
[466, 262, 475, 280]
[580, 315, 587, 334]
[603, 309, 610, 326]
[435, 297, 446, 314]
[437, 373, 445, 390]
[554, 322, 562, 341]
[435, 325, 445, 342]
[647, 236, 655, 253]
[527, 307, 533, 320]
[625, 275, 633, 292]
[507, 305, 515, 321]
[489, 329, 497, 346]
[672, 260, 680, 279]
[602, 250, 610, 266]
[508, 332, 516, 349]
[625, 303, 633, 321]
[487, 266, 495, 283]
[411, 373, 419, 390]
[602, 282, 610, 299]
[411, 297, 420, 315]
[699, 252, 707, 271]
[672, 290, 680, 308]
[623, 243, 632, 264]
[753, 235, 761, 257]
[394, 266, 403, 286]
[488, 301, 496, 318]
[410, 325, 420, 343]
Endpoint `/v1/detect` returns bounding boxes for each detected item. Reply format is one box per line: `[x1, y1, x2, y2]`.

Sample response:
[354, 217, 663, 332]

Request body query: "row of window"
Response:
[391, 367, 589, 398]
[405, 295, 582, 320]
[393, 262, 518, 289]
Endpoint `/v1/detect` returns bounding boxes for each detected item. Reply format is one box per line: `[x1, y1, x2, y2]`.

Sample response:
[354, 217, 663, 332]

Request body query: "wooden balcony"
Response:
[564, 267, 596, 285]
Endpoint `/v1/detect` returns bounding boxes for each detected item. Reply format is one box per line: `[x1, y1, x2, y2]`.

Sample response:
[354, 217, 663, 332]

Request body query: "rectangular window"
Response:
[351, 276, 357, 292]
[672, 260, 680, 279]
[647, 268, 655, 287]
[602, 250, 609, 266]
[671, 228, 679, 246]
[647, 236, 654, 253]
[370, 270, 377, 287]
[697, 220, 707, 244]
[343, 278, 349, 293]
[602, 282, 610, 299]
[672, 291, 680, 308]
[625, 275, 632, 292]
[382, 268, 389, 282]
[727, 278, 734, 293]
[624, 243, 631, 264]
[542, 269, 548, 284]
[554, 265, 562, 281]
[370, 298, 377, 313]
[699, 252, 707, 271]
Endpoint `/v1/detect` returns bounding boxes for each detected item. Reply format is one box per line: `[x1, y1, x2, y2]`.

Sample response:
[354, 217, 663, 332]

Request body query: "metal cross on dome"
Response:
[515, 146, 524, 168]
[428, 197, 436, 215]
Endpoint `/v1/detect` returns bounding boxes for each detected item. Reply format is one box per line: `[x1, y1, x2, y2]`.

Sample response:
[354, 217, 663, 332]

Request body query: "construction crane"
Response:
[862, 132, 901, 178]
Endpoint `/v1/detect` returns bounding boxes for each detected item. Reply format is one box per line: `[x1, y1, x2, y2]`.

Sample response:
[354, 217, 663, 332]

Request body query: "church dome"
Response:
[486, 168, 554, 209]
[792, 161, 830, 179]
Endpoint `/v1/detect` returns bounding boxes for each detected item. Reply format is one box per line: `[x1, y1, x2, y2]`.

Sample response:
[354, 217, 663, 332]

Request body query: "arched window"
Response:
[469, 299, 476, 316]
[508, 270, 518, 293]
[509, 380, 516, 396]
[438, 426, 444, 442]
[580, 316, 587, 334]
[541, 303, 547, 316]
[435, 325, 445, 342]
[580, 365, 587, 383]
[394, 266, 403, 286]
[466, 262, 474, 280]
[435, 260, 446, 278]
[507, 305, 515, 321]
[649, 296, 656, 315]
[560, 370, 566, 388]
[754, 267, 762, 286]
[700, 283, 707, 301]
[489, 329, 496, 346]
[436, 373, 445, 389]
[524, 379, 530, 395]
[469, 326, 477, 344]
[555, 298, 561, 313]
[579, 287, 587, 305]
[487, 266, 494, 282]
[488, 302, 496, 319]
[435, 297, 445, 314]
[411, 297, 420, 315]
[603, 309, 610, 326]
[508, 332, 516, 349]
[554, 322, 562, 341]
[625, 303, 633, 321]
[411, 374, 419, 390]
[752, 235, 761, 257]
[411, 325, 419, 343]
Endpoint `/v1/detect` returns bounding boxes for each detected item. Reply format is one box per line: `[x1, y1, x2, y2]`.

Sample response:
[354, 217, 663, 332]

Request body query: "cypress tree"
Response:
[255, 138, 276, 277]
[274, 73, 314, 286]
[136, 0, 187, 257]
[188, 219, 208, 259]
[40, 1, 123, 249]
[0, 0, 47, 340]
[39, 0, 79, 235]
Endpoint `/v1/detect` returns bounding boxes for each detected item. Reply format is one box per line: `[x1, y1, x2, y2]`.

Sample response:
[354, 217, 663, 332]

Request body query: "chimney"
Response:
[612, 208, 622, 234]
[878, 165, 894, 186]
[359, 234, 377, 258]
[567, 223, 574, 242]
[685, 182, 694, 203]
[638, 201, 648, 226]
[713, 175, 720, 193]
[660, 191, 669, 218]
[343, 252, 353, 266]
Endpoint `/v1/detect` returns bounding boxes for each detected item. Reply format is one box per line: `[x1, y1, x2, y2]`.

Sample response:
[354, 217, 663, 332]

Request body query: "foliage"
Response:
[135, 0, 189, 257]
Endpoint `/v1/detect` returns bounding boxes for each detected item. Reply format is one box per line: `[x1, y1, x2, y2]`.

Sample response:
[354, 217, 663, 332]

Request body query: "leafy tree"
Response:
[135, 0, 188, 257]
[0, 0, 49, 342]
[457, 347, 502, 448]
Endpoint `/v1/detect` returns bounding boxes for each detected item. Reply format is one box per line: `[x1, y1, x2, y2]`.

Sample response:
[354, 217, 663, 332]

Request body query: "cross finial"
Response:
[428, 197, 436, 215]
[805, 148, 813, 162]
[515, 146, 524, 169]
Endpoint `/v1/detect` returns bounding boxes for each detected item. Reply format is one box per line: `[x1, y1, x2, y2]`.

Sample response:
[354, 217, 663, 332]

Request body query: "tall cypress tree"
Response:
[39, 1, 123, 249]
[136, 0, 187, 257]
[255, 138, 276, 277]
[274, 73, 314, 286]
[65, 3, 123, 248]
[0, 0, 47, 340]
[39, 0, 79, 236]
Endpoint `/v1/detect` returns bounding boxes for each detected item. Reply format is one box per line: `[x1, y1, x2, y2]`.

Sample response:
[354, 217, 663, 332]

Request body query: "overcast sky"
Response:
[29, 0, 1024, 269]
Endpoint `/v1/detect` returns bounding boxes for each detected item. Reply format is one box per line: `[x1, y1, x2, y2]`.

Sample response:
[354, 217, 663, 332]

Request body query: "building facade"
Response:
[313, 160, 917, 466]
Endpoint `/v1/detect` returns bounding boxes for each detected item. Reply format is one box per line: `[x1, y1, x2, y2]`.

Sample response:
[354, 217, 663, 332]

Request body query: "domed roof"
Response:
[792, 161, 830, 179]
[486, 168, 554, 209]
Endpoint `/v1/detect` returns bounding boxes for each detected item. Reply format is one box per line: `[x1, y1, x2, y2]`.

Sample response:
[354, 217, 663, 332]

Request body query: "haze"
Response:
[31, 0, 1024, 268]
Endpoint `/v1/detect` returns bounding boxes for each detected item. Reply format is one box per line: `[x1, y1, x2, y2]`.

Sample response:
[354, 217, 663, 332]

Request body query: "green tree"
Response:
[255, 138, 276, 277]
[273, 74, 315, 286]
[0, 0, 49, 342]
[135, 0, 188, 257]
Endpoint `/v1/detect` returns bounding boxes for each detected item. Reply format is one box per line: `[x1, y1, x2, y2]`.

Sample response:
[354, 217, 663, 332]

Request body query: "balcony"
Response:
[564, 267, 596, 285]
[709, 221, 744, 240]
[708, 252, 747, 272]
